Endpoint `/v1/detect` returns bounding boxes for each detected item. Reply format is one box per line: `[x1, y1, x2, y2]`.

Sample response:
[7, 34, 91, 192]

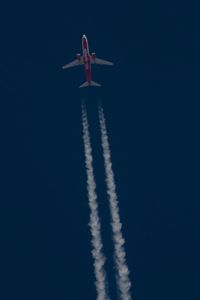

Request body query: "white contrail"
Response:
[98, 102, 132, 300]
[81, 101, 109, 300]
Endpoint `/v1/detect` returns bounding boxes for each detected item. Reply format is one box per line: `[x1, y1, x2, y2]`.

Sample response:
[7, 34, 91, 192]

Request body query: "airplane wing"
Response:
[62, 57, 84, 69]
[91, 57, 114, 66]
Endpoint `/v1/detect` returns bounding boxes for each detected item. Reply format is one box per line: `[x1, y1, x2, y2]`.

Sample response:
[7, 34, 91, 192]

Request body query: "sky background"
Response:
[0, 1, 199, 300]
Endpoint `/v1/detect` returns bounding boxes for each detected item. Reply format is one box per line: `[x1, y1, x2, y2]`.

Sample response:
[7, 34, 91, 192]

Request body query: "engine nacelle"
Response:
[92, 52, 96, 60]
[76, 53, 81, 61]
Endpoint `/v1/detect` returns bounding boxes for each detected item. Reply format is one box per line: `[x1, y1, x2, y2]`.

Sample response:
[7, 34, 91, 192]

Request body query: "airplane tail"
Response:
[79, 81, 101, 88]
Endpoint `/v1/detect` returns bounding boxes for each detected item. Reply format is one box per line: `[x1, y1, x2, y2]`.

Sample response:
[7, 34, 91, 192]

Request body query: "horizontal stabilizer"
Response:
[79, 80, 101, 88]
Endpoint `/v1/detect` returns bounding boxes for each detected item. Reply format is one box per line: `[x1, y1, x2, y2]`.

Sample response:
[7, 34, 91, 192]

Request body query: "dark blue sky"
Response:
[0, 1, 199, 300]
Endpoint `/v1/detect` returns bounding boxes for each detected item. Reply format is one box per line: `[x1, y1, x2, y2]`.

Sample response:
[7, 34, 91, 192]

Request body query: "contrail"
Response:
[98, 102, 132, 300]
[81, 101, 109, 300]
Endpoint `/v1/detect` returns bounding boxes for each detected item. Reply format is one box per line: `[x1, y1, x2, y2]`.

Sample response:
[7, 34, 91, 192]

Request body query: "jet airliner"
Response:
[62, 35, 113, 88]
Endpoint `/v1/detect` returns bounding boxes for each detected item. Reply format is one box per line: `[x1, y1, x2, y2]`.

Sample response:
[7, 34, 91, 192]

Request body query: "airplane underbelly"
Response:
[85, 61, 89, 70]
[84, 55, 92, 82]
[85, 65, 92, 82]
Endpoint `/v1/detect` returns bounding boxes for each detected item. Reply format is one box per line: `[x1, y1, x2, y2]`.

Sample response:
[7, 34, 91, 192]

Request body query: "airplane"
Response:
[62, 34, 114, 88]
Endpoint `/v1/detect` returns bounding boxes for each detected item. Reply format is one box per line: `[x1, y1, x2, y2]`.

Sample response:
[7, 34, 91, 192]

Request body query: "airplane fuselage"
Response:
[82, 35, 92, 83]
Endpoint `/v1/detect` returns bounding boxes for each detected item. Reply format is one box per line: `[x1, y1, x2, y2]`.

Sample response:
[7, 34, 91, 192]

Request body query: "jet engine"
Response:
[76, 53, 81, 61]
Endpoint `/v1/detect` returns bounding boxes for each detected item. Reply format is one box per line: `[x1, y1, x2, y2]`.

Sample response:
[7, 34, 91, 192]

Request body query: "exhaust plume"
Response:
[81, 101, 109, 300]
[98, 102, 132, 300]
